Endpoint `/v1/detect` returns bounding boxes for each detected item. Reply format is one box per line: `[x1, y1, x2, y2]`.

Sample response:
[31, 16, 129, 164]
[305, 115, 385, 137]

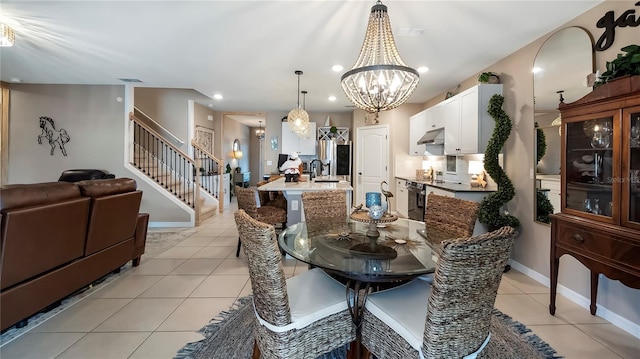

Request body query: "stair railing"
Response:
[129, 112, 200, 221]
[192, 141, 225, 212]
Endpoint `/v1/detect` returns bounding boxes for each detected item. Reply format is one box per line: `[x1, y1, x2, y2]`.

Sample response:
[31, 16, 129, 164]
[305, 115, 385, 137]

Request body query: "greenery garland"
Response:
[478, 94, 520, 230]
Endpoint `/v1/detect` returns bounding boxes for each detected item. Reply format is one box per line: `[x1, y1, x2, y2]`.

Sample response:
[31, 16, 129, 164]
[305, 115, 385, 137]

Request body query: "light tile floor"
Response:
[1, 201, 638, 359]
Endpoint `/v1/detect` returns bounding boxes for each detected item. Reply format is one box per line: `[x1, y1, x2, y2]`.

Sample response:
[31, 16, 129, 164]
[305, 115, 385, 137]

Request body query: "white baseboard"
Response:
[508, 260, 640, 339]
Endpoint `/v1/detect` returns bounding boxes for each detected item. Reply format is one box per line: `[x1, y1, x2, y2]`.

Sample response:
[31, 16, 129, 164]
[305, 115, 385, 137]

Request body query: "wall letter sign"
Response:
[595, 1, 640, 51]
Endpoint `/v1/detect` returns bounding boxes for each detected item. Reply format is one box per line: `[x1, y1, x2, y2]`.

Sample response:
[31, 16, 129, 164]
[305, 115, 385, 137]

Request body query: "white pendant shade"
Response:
[287, 71, 310, 138]
[287, 107, 310, 137]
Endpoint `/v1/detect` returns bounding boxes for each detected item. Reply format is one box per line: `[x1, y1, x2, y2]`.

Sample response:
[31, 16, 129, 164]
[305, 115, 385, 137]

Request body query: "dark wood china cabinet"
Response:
[550, 76, 640, 316]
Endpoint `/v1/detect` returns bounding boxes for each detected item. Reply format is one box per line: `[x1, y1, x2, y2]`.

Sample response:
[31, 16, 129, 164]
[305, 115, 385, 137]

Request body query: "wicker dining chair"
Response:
[235, 186, 287, 257]
[257, 177, 288, 211]
[424, 192, 480, 247]
[234, 210, 356, 359]
[360, 226, 517, 359]
[301, 189, 349, 234]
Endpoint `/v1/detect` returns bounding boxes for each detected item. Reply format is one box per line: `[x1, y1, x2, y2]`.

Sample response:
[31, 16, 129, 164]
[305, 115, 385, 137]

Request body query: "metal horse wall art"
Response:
[37, 116, 71, 156]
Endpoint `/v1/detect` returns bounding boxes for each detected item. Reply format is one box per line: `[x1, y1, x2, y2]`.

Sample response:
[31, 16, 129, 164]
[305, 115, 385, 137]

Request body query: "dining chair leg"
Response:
[251, 340, 260, 359]
[348, 341, 371, 359]
[236, 237, 242, 257]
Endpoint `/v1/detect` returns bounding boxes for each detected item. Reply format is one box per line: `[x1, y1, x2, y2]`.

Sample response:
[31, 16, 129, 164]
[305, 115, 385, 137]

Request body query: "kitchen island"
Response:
[258, 176, 353, 226]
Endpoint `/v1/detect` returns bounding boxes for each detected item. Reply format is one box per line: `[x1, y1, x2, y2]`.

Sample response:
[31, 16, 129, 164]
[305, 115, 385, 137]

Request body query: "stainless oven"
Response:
[406, 181, 426, 221]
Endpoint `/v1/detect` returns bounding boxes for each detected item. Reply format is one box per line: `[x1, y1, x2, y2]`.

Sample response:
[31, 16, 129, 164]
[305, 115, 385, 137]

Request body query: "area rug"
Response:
[175, 296, 562, 359]
[0, 228, 194, 345]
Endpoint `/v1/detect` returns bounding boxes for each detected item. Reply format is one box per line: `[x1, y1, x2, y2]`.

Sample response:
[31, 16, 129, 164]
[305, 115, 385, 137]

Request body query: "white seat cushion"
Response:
[365, 279, 431, 351]
[254, 268, 350, 332]
[365, 279, 490, 359]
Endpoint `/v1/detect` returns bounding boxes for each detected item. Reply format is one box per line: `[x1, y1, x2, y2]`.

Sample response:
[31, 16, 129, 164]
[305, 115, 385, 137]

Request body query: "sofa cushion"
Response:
[0, 182, 81, 211]
[77, 178, 142, 255]
[75, 178, 136, 197]
[1, 197, 90, 290]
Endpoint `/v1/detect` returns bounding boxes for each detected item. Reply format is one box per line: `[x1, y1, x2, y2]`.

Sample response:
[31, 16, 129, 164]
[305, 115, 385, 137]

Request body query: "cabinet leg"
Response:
[549, 257, 559, 315]
[590, 271, 599, 315]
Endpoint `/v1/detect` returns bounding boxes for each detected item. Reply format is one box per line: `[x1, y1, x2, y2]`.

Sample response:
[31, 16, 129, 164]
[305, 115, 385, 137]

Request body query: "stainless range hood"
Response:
[417, 128, 444, 145]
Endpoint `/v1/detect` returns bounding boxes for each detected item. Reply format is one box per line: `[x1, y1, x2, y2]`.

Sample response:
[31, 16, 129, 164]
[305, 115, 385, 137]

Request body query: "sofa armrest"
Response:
[132, 213, 149, 267]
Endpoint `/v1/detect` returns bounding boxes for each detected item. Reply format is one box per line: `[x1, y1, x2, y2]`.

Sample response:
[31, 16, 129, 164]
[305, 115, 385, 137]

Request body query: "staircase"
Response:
[129, 111, 224, 225]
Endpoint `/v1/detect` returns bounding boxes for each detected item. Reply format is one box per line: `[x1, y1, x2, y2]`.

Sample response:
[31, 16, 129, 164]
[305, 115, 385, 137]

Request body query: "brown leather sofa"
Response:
[0, 178, 149, 331]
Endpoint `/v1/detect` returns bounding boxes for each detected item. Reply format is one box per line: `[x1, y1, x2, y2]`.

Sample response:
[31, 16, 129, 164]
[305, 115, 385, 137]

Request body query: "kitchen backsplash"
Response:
[394, 154, 499, 188]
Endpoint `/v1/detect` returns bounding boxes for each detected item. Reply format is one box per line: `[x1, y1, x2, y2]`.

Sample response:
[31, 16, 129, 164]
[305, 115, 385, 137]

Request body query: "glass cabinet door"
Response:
[563, 111, 617, 222]
[623, 105, 640, 229]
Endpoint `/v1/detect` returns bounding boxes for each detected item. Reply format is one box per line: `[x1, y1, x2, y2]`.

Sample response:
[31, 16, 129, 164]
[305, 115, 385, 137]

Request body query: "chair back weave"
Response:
[234, 209, 292, 327]
[422, 226, 517, 358]
[301, 190, 348, 234]
[236, 186, 259, 217]
[424, 193, 480, 238]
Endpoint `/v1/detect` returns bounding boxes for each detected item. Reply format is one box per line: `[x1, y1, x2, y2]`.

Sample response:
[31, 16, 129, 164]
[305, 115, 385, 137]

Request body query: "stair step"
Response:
[200, 205, 217, 220]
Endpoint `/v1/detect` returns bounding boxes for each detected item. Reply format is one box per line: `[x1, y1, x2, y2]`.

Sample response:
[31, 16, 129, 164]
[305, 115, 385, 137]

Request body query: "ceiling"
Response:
[1, 1, 603, 127]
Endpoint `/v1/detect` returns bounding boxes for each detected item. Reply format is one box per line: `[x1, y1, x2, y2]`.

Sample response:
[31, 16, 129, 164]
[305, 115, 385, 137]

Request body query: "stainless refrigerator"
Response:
[317, 139, 352, 182]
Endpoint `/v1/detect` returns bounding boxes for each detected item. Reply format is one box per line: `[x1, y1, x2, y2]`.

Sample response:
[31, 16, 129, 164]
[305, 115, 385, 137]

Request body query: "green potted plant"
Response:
[594, 44, 640, 87]
[478, 94, 520, 231]
[478, 72, 500, 84]
[329, 126, 338, 138]
[535, 122, 554, 224]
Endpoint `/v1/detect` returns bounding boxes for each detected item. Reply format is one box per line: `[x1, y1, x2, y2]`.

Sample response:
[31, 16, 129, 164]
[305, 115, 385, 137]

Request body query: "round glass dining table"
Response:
[279, 217, 451, 359]
[278, 217, 441, 283]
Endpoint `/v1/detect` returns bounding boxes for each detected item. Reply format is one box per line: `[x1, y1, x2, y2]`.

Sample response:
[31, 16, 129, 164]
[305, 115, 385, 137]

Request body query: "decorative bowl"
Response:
[368, 205, 384, 220]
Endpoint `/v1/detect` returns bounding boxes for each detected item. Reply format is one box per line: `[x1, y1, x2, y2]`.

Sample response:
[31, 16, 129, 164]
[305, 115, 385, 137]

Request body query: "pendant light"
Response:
[0, 23, 15, 47]
[255, 120, 265, 139]
[299, 91, 312, 139]
[341, 1, 419, 113]
[287, 70, 310, 138]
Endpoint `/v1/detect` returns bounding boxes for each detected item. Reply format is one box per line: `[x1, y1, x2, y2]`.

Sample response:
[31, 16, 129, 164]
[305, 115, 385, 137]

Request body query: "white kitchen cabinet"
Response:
[442, 97, 461, 155]
[281, 122, 316, 155]
[424, 106, 444, 131]
[444, 84, 502, 155]
[410, 107, 446, 156]
[395, 178, 408, 217]
[409, 110, 428, 156]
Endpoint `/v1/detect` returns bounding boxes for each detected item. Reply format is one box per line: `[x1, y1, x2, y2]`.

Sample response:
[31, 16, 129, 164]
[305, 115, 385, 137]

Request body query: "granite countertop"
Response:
[396, 177, 497, 193]
[258, 177, 353, 192]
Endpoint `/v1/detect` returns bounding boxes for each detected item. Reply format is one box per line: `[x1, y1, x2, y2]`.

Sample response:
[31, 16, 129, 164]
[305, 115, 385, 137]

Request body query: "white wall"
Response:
[7, 84, 191, 223]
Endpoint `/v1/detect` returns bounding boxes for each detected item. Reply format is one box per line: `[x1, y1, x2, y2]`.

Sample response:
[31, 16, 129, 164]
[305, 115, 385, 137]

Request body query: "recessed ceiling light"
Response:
[532, 67, 542, 74]
[328, 95, 337, 101]
[10, 78, 21, 83]
[213, 94, 223, 100]
[332, 65, 343, 72]
[417, 66, 429, 74]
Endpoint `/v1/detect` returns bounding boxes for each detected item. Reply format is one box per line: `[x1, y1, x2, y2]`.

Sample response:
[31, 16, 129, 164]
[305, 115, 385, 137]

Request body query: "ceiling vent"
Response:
[118, 78, 143, 83]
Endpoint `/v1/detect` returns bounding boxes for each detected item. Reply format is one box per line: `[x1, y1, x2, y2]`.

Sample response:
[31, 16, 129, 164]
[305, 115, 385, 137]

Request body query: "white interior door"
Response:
[355, 125, 389, 207]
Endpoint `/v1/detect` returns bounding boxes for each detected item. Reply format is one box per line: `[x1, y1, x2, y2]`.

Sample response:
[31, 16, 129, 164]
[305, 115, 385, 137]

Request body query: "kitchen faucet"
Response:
[309, 159, 323, 180]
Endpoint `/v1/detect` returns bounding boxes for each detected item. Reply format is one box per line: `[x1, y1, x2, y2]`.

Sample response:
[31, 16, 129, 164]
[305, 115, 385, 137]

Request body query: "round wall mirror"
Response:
[533, 27, 594, 224]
